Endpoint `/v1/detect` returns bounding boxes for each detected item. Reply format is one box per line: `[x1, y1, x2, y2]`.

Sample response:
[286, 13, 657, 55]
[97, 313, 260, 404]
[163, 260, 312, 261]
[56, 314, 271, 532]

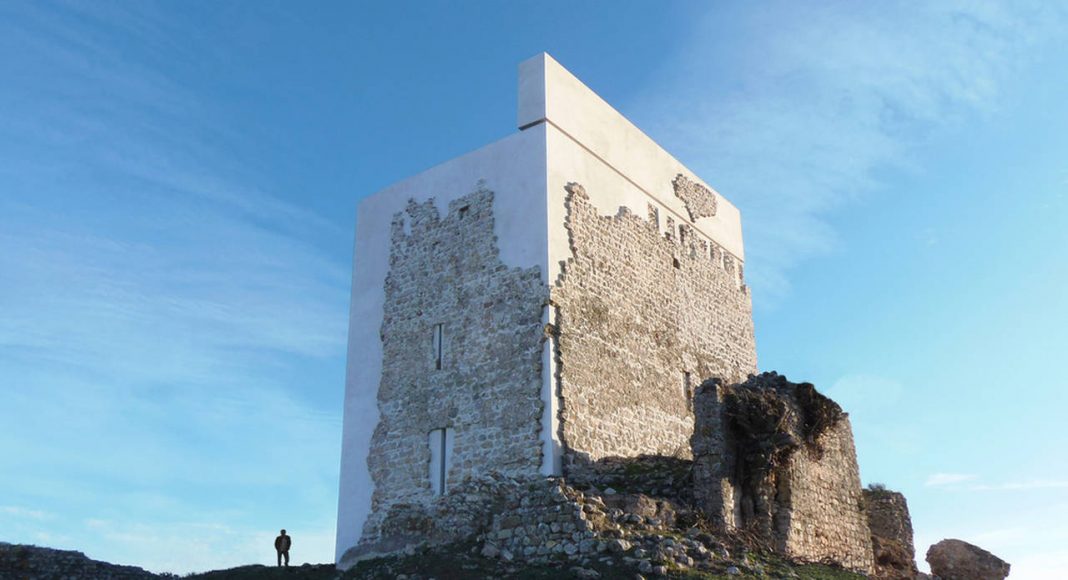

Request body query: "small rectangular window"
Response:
[432, 323, 444, 370]
[683, 371, 693, 412]
[428, 427, 453, 495]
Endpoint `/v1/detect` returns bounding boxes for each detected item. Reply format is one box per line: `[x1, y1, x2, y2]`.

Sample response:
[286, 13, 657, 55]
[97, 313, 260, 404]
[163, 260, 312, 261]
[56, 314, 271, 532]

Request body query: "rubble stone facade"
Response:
[672, 173, 719, 221]
[355, 188, 547, 557]
[552, 182, 757, 472]
[692, 373, 875, 574]
[865, 488, 919, 579]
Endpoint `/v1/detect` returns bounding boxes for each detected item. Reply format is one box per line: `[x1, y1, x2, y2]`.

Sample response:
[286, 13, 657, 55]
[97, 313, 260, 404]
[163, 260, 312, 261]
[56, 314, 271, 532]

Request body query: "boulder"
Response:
[926, 539, 1010, 580]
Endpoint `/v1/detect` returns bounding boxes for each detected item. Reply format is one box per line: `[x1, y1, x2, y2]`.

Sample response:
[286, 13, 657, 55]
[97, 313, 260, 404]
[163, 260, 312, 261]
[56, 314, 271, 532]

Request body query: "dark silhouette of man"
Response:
[274, 529, 291, 567]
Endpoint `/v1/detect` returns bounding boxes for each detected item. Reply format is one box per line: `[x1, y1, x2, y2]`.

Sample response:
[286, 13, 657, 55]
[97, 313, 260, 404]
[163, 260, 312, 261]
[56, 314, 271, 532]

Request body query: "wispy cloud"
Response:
[637, 0, 1066, 303]
[0, 506, 54, 521]
[926, 473, 978, 487]
[0, 3, 347, 574]
[969, 480, 1068, 492]
[924, 474, 1068, 491]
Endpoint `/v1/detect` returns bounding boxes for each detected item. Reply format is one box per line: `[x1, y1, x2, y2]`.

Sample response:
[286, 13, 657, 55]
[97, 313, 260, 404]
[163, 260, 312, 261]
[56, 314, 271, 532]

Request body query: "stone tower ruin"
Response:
[336, 53, 759, 563]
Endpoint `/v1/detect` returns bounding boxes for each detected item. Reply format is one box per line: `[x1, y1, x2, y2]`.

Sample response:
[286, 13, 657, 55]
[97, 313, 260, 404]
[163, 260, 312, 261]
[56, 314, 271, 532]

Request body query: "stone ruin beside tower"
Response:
[335, 53, 889, 575]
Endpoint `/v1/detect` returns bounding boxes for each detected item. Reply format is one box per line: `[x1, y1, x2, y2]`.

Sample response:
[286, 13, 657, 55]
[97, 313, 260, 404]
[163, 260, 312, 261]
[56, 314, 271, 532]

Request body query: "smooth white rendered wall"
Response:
[335, 125, 549, 562]
[520, 53, 745, 263]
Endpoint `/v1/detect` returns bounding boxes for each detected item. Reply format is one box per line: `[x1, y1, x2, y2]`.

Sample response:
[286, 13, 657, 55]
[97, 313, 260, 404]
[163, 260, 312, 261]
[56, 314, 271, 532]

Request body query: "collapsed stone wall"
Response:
[355, 187, 547, 558]
[692, 373, 874, 574]
[865, 488, 918, 580]
[551, 181, 757, 472]
[781, 414, 872, 571]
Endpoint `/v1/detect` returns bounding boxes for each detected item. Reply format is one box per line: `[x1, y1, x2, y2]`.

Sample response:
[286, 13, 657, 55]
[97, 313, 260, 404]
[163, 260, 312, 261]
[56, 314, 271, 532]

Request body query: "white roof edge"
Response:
[358, 129, 535, 211]
[517, 52, 745, 261]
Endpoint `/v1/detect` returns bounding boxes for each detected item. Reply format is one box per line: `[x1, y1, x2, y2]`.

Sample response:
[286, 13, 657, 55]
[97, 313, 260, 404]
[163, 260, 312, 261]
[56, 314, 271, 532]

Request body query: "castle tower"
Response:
[336, 53, 757, 562]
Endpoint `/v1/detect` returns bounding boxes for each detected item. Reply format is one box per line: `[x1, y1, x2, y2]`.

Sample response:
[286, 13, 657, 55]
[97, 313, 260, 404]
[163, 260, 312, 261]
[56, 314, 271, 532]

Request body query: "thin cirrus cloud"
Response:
[634, 1, 1066, 303]
[0, 3, 348, 573]
[0, 1, 351, 382]
[924, 474, 1068, 491]
[968, 480, 1068, 492]
[925, 473, 979, 487]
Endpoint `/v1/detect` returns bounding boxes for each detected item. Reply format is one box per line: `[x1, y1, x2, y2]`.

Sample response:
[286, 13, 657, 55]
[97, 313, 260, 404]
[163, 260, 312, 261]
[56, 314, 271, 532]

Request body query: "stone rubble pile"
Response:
[474, 474, 782, 577]
[568, 455, 694, 503]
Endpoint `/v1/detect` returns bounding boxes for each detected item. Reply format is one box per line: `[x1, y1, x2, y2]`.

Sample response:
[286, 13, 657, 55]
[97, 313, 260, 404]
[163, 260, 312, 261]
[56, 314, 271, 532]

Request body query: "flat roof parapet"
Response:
[517, 53, 744, 260]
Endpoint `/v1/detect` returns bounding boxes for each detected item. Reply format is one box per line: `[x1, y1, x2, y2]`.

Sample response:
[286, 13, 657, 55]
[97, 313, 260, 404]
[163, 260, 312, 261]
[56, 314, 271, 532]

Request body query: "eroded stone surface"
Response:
[552, 182, 756, 471]
[356, 187, 547, 555]
[927, 539, 1010, 580]
[692, 373, 874, 574]
[865, 488, 918, 580]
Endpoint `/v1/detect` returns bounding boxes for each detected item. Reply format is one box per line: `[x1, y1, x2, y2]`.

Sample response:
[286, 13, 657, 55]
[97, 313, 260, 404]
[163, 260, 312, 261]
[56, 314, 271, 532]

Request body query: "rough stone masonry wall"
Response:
[781, 416, 873, 573]
[355, 187, 547, 557]
[865, 488, 919, 580]
[692, 373, 874, 575]
[691, 379, 739, 531]
[551, 182, 757, 472]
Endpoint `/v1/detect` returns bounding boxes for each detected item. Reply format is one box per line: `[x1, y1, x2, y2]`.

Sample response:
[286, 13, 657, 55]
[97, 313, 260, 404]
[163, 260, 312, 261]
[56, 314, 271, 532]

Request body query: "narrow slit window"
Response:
[432, 323, 444, 370]
[428, 427, 453, 495]
[683, 371, 693, 412]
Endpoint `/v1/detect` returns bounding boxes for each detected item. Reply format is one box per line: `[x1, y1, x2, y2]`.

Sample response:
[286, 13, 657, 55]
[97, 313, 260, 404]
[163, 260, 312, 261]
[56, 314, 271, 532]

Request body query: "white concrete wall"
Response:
[519, 53, 745, 266]
[334, 126, 549, 562]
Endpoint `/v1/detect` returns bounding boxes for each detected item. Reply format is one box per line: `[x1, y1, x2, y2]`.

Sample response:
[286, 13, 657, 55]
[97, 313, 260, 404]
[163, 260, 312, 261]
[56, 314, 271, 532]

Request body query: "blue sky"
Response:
[1, 1, 1065, 576]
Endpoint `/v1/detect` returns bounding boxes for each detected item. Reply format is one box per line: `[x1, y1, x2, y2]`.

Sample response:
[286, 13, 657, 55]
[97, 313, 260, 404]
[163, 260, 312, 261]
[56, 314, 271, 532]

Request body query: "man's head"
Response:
[280, 529, 287, 536]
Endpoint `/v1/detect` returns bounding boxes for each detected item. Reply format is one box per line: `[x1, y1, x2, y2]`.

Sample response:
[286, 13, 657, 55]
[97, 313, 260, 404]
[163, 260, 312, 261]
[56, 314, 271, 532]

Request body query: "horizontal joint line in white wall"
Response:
[544, 118, 743, 264]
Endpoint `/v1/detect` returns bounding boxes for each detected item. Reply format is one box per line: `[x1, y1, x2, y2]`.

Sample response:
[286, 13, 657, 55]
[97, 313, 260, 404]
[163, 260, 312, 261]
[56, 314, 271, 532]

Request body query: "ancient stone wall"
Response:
[691, 379, 740, 531]
[551, 182, 757, 471]
[345, 470, 745, 576]
[780, 416, 873, 572]
[692, 373, 874, 574]
[356, 187, 547, 556]
[865, 488, 919, 580]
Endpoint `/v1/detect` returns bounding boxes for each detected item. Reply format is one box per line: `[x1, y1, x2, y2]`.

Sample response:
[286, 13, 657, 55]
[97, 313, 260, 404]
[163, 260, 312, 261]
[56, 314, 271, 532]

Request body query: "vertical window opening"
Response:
[433, 323, 444, 370]
[428, 427, 453, 495]
[683, 371, 693, 412]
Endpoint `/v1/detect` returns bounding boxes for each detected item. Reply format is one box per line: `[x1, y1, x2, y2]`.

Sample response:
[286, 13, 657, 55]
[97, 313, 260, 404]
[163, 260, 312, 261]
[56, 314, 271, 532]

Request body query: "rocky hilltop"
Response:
[0, 539, 861, 580]
[2, 376, 1011, 580]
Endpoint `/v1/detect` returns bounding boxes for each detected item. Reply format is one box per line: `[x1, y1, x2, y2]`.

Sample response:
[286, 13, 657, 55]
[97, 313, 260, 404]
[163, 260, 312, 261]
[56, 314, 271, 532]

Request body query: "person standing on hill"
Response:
[275, 529, 292, 567]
